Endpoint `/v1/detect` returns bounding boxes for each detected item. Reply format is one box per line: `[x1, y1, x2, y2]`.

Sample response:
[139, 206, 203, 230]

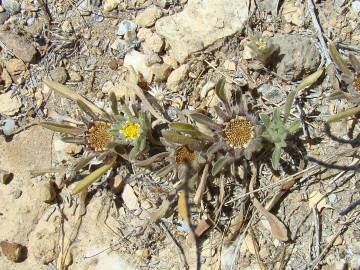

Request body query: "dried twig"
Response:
[312, 207, 321, 262]
[306, 0, 333, 66]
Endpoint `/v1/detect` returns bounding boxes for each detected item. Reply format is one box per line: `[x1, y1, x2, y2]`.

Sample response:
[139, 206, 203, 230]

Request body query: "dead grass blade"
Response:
[43, 78, 104, 116]
[327, 106, 360, 123]
[72, 155, 116, 194]
[249, 163, 289, 242]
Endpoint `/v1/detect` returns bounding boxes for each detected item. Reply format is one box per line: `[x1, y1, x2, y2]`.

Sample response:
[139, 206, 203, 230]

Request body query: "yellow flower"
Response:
[120, 121, 141, 140]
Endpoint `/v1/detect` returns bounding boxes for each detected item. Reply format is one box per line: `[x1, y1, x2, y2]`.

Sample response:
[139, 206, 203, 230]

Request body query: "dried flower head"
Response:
[223, 116, 255, 149]
[175, 145, 196, 165]
[86, 121, 113, 152]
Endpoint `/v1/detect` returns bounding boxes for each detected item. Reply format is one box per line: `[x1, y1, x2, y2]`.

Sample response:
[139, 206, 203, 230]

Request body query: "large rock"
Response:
[0, 91, 22, 116]
[155, 0, 251, 63]
[0, 32, 37, 63]
[270, 34, 321, 80]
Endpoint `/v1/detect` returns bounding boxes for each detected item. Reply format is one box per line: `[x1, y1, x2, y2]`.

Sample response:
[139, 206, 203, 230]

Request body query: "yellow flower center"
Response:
[255, 39, 267, 51]
[87, 121, 113, 152]
[353, 73, 360, 92]
[175, 146, 195, 165]
[223, 116, 255, 149]
[120, 121, 141, 140]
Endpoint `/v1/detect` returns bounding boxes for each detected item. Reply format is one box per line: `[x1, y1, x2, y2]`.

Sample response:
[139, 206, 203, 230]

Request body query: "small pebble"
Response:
[0, 241, 27, 262]
[2, 118, 15, 136]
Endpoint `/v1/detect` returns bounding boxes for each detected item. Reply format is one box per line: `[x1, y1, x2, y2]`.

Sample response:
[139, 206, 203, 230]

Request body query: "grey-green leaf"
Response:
[271, 145, 282, 170]
[259, 113, 271, 128]
[211, 156, 227, 176]
[40, 122, 83, 135]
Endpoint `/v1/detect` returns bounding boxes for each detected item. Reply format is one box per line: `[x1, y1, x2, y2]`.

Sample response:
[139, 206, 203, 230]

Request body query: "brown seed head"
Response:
[353, 73, 360, 92]
[86, 121, 113, 152]
[175, 145, 195, 165]
[223, 116, 255, 149]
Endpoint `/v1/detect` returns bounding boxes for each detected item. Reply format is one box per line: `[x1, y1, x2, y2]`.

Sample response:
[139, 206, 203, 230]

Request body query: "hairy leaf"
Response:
[72, 155, 116, 194]
[110, 91, 119, 115]
[329, 43, 351, 76]
[211, 156, 227, 176]
[189, 112, 221, 130]
[259, 113, 271, 128]
[327, 106, 360, 123]
[271, 145, 282, 170]
[77, 99, 97, 120]
[43, 78, 104, 115]
[40, 122, 83, 135]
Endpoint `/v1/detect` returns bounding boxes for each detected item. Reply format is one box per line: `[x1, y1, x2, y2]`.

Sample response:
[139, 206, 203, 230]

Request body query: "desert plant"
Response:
[40, 79, 152, 194]
[260, 108, 300, 170]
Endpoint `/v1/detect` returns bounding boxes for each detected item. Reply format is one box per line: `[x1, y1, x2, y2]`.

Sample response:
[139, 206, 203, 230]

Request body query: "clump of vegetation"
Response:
[260, 108, 300, 170]
[248, 32, 279, 65]
[40, 79, 152, 194]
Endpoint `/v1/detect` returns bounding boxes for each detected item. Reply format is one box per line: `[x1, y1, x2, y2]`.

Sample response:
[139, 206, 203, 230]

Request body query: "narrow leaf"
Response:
[327, 106, 360, 123]
[259, 113, 271, 128]
[170, 122, 197, 132]
[110, 91, 119, 115]
[284, 90, 297, 123]
[189, 112, 221, 130]
[43, 78, 104, 115]
[271, 145, 282, 170]
[287, 119, 301, 134]
[134, 152, 169, 167]
[72, 155, 116, 194]
[211, 156, 227, 176]
[215, 78, 231, 114]
[178, 190, 191, 225]
[296, 68, 323, 93]
[76, 99, 97, 120]
[162, 130, 204, 149]
[40, 122, 83, 135]
[329, 43, 351, 76]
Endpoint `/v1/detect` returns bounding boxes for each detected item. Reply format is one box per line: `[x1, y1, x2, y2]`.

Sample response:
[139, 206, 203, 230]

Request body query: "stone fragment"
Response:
[145, 32, 164, 53]
[0, 241, 27, 262]
[0, 11, 9, 24]
[109, 175, 124, 193]
[69, 70, 82, 82]
[116, 19, 137, 40]
[2, 0, 20, 14]
[103, 0, 120, 12]
[36, 182, 57, 203]
[49, 67, 68, 83]
[166, 64, 189, 91]
[150, 63, 172, 82]
[124, 50, 154, 83]
[0, 91, 21, 116]
[121, 184, 139, 210]
[223, 60, 236, 71]
[136, 5, 162, 27]
[2, 118, 15, 136]
[270, 34, 321, 80]
[0, 169, 13, 184]
[156, 0, 251, 62]
[257, 84, 286, 104]
[5, 58, 26, 76]
[281, 0, 304, 27]
[0, 32, 37, 63]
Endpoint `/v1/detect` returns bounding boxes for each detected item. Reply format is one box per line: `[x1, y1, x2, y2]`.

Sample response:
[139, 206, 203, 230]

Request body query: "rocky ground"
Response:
[1, 0, 360, 269]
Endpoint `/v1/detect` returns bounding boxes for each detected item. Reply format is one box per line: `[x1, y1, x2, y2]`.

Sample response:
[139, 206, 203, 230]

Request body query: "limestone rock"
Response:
[35, 182, 57, 203]
[166, 64, 189, 91]
[2, 0, 20, 14]
[135, 5, 162, 27]
[0, 32, 37, 63]
[156, 0, 251, 63]
[49, 67, 68, 84]
[103, 0, 120, 12]
[270, 34, 321, 80]
[124, 50, 153, 83]
[0, 91, 21, 116]
[5, 59, 26, 76]
[121, 184, 139, 210]
[150, 63, 172, 82]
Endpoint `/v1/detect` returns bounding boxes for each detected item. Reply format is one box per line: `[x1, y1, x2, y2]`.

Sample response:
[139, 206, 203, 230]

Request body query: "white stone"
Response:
[121, 184, 139, 210]
[352, 0, 360, 13]
[0, 91, 21, 116]
[135, 5, 162, 27]
[103, 0, 120, 12]
[166, 64, 189, 91]
[124, 50, 154, 83]
[156, 0, 251, 63]
[116, 19, 137, 39]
